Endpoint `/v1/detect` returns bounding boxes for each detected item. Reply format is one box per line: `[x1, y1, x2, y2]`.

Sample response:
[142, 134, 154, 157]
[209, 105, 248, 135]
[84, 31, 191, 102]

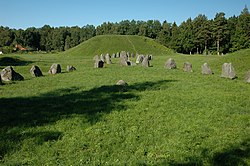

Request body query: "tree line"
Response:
[0, 6, 249, 54]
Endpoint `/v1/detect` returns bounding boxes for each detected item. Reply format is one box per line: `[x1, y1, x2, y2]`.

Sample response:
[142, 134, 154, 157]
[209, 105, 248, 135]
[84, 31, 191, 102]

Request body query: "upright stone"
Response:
[105, 53, 112, 64]
[100, 54, 105, 63]
[148, 54, 153, 60]
[116, 52, 120, 58]
[165, 58, 177, 69]
[126, 52, 130, 57]
[136, 55, 144, 64]
[48, 63, 61, 74]
[120, 51, 127, 58]
[93, 55, 104, 68]
[201, 63, 213, 75]
[131, 53, 135, 58]
[120, 54, 129, 66]
[142, 55, 150, 67]
[67, 65, 76, 72]
[112, 53, 116, 58]
[1, 66, 24, 81]
[183, 62, 193, 72]
[30, 65, 43, 77]
[245, 70, 250, 83]
[221, 63, 237, 79]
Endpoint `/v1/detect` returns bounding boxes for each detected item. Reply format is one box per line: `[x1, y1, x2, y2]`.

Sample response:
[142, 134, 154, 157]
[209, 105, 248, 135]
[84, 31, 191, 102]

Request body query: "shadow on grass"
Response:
[0, 80, 174, 159]
[0, 56, 33, 67]
[164, 139, 250, 166]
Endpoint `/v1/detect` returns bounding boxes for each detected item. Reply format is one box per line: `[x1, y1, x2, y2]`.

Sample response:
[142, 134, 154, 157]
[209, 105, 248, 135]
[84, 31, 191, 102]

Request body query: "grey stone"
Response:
[120, 51, 131, 66]
[142, 55, 150, 67]
[105, 53, 112, 64]
[183, 62, 193, 72]
[148, 54, 153, 60]
[136, 55, 144, 64]
[67, 65, 76, 72]
[116, 52, 120, 58]
[116, 80, 128, 86]
[165, 58, 177, 69]
[221, 63, 237, 79]
[100, 54, 105, 63]
[201, 63, 213, 75]
[48, 63, 61, 74]
[131, 53, 135, 58]
[120, 51, 127, 58]
[245, 70, 250, 83]
[112, 53, 116, 58]
[30, 65, 43, 77]
[93, 55, 104, 68]
[1, 66, 24, 81]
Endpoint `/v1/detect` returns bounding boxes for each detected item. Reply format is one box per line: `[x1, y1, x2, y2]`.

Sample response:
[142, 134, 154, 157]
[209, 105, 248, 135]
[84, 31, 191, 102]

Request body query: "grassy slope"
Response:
[0, 36, 249, 165]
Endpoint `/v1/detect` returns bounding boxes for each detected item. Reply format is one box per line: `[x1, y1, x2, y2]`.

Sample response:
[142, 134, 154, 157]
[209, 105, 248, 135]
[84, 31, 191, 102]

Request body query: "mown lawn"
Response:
[0, 48, 249, 165]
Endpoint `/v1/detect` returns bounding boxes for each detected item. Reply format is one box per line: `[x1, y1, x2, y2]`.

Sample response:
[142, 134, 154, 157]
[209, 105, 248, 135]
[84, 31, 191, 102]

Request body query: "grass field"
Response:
[0, 35, 249, 165]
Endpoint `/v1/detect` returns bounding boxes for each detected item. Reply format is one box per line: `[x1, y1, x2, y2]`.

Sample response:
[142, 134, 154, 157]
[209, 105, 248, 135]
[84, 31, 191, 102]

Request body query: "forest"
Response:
[0, 6, 249, 55]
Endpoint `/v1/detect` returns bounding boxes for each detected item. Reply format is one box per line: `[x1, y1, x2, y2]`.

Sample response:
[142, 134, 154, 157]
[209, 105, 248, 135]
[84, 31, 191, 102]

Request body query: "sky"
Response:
[0, 0, 249, 29]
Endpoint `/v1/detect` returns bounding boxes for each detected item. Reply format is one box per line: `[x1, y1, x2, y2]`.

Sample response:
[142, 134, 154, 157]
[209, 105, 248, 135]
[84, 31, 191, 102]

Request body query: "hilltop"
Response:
[62, 35, 172, 57]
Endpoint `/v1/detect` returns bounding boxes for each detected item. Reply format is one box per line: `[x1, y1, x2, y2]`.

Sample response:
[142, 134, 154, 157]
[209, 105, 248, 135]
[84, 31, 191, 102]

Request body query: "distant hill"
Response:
[62, 35, 172, 57]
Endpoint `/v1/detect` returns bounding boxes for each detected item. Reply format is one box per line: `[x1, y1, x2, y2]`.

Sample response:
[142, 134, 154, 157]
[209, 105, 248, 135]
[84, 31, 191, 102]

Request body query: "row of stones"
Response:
[0, 64, 76, 84]
[94, 51, 153, 68]
[165, 58, 250, 82]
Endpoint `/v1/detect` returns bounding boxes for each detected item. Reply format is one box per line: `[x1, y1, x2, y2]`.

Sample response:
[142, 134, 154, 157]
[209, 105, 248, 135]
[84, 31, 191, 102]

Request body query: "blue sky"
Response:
[0, 0, 249, 29]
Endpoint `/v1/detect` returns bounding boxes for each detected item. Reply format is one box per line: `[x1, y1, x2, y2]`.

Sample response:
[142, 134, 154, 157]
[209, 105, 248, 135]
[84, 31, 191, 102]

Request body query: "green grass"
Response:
[0, 35, 250, 165]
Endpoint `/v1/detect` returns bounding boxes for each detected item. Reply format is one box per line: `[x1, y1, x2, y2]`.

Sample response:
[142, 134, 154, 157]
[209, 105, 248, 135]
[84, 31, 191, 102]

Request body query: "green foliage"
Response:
[0, 36, 250, 165]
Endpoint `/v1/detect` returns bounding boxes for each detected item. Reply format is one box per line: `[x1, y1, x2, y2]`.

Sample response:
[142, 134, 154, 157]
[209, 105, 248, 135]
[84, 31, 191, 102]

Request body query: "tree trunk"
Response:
[204, 41, 207, 55]
[217, 40, 220, 55]
[197, 47, 199, 54]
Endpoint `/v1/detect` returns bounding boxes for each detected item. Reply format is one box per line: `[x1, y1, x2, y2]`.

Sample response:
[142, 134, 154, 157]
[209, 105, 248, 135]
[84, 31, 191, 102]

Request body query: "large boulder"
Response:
[245, 70, 250, 83]
[201, 63, 213, 75]
[142, 55, 150, 67]
[165, 58, 176, 69]
[105, 53, 112, 64]
[48, 63, 61, 74]
[30, 65, 43, 77]
[67, 65, 76, 72]
[116, 80, 128, 86]
[183, 62, 193, 72]
[221, 63, 237, 79]
[1, 66, 24, 81]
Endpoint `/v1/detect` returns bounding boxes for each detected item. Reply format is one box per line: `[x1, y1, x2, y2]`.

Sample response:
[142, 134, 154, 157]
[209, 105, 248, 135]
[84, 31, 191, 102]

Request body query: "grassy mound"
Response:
[62, 35, 172, 56]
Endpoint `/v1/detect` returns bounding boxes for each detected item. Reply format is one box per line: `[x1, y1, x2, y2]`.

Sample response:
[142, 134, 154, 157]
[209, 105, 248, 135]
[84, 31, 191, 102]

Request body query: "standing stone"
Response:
[116, 52, 120, 58]
[183, 62, 193, 72]
[67, 65, 76, 72]
[165, 58, 177, 69]
[100, 54, 105, 63]
[120, 51, 127, 58]
[116, 80, 128, 86]
[201, 63, 213, 75]
[1, 66, 24, 81]
[221, 63, 237, 79]
[112, 53, 116, 58]
[93, 55, 104, 68]
[30, 65, 43, 77]
[142, 55, 150, 67]
[105, 53, 112, 64]
[136, 55, 144, 64]
[120, 54, 129, 66]
[245, 70, 250, 83]
[126, 52, 130, 57]
[48, 63, 61, 74]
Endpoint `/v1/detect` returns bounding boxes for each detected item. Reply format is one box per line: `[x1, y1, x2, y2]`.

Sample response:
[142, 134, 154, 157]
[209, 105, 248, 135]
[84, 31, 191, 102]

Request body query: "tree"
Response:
[193, 14, 211, 54]
[157, 21, 171, 47]
[230, 6, 250, 51]
[212, 12, 230, 55]
[0, 26, 14, 47]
